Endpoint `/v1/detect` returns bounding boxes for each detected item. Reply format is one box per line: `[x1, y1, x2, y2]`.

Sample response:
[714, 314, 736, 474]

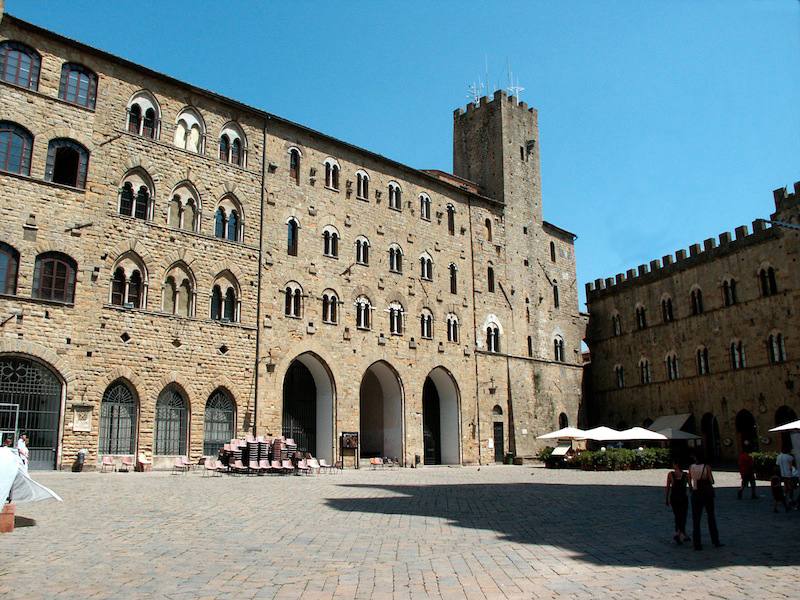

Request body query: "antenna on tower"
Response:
[505, 59, 525, 100]
[466, 81, 482, 106]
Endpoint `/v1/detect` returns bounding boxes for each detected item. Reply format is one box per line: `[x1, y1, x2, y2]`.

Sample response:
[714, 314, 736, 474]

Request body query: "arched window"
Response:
[119, 170, 153, 220]
[553, 336, 565, 362]
[356, 170, 370, 200]
[284, 282, 302, 318]
[389, 244, 403, 274]
[485, 218, 493, 241]
[210, 272, 239, 323]
[324, 158, 340, 190]
[486, 323, 500, 353]
[0, 242, 20, 295]
[126, 91, 160, 139]
[759, 267, 778, 297]
[768, 333, 786, 364]
[419, 253, 433, 280]
[696, 346, 710, 375]
[611, 313, 622, 337]
[722, 278, 737, 306]
[355, 236, 370, 265]
[635, 305, 647, 330]
[219, 123, 246, 164]
[388, 302, 404, 335]
[99, 380, 137, 455]
[553, 282, 560, 308]
[690, 288, 704, 315]
[419, 193, 431, 221]
[0, 41, 41, 90]
[174, 108, 205, 153]
[420, 309, 433, 339]
[730, 340, 746, 370]
[550, 241, 557, 263]
[322, 290, 339, 324]
[446, 314, 459, 343]
[388, 181, 402, 210]
[288, 148, 301, 184]
[110, 253, 146, 309]
[287, 218, 299, 256]
[446, 204, 456, 235]
[449, 263, 458, 294]
[45, 138, 89, 188]
[162, 263, 194, 317]
[487, 265, 495, 292]
[0, 121, 33, 176]
[167, 183, 200, 232]
[557, 412, 568, 429]
[639, 358, 651, 384]
[614, 365, 625, 388]
[154, 385, 188, 455]
[666, 352, 679, 381]
[214, 195, 242, 242]
[661, 297, 674, 323]
[322, 226, 340, 258]
[204, 389, 235, 456]
[33, 252, 77, 303]
[355, 295, 372, 329]
[58, 63, 97, 108]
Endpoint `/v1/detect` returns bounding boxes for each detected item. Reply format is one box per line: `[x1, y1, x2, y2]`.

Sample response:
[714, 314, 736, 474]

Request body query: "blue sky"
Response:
[8, 1, 798, 308]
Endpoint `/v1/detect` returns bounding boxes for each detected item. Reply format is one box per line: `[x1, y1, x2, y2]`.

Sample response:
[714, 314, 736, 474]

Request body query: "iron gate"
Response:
[282, 361, 316, 455]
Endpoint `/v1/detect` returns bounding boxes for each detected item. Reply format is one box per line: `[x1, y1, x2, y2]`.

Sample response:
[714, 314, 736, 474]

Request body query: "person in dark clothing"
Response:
[771, 466, 791, 513]
[689, 455, 722, 550]
[737, 445, 758, 500]
[665, 461, 690, 544]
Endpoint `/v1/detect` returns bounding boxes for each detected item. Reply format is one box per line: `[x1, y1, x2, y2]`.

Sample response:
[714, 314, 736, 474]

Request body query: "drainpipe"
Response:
[498, 281, 516, 457]
[252, 117, 268, 436]
[466, 195, 481, 465]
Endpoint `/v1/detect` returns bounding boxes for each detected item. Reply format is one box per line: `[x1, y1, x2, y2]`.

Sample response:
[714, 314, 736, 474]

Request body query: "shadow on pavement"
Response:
[14, 515, 36, 527]
[326, 480, 795, 570]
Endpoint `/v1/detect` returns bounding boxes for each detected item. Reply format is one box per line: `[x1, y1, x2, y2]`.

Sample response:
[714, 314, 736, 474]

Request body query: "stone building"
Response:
[585, 183, 800, 461]
[0, 10, 584, 470]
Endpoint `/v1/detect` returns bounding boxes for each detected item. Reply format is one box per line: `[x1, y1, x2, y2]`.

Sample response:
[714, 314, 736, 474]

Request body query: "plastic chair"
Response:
[119, 456, 134, 472]
[172, 458, 189, 474]
[100, 456, 115, 473]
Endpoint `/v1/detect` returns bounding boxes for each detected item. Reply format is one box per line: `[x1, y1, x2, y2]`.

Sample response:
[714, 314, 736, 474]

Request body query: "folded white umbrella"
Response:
[616, 427, 668, 441]
[537, 426, 587, 440]
[583, 426, 623, 441]
[0, 447, 62, 504]
[769, 419, 800, 433]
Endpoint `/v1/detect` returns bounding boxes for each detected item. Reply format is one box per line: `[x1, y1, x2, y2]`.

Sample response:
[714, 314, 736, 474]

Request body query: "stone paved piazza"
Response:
[1, 466, 797, 599]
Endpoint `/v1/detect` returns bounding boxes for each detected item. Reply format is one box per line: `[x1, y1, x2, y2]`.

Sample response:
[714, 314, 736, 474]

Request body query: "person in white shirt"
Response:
[776, 448, 796, 506]
[16, 434, 29, 473]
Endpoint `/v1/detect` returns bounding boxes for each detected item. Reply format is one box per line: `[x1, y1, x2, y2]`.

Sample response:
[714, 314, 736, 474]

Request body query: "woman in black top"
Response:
[665, 460, 690, 544]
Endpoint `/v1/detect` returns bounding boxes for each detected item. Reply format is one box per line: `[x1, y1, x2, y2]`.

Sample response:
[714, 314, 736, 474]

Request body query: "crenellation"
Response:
[689, 243, 701, 257]
[735, 225, 749, 240]
[637, 264, 648, 277]
[675, 249, 687, 261]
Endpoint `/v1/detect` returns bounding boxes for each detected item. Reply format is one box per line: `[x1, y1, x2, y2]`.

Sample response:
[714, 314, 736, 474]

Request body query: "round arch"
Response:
[282, 352, 335, 462]
[735, 409, 759, 452]
[423, 366, 461, 465]
[359, 360, 404, 464]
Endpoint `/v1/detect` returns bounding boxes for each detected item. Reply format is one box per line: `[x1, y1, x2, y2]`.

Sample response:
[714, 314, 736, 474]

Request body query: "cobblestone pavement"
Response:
[1, 465, 798, 599]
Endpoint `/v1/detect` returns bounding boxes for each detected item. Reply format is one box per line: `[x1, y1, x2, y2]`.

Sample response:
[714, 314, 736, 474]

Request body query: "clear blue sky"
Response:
[8, 0, 798, 308]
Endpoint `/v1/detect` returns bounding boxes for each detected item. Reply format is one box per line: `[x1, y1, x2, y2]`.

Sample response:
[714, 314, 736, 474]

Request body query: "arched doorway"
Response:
[701, 413, 721, 462]
[775, 405, 798, 450]
[154, 384, 189, 456]
[99, 379, 138, 456]
[422, 367, 461, 465]
[204, 388, 235, 456]
[0, 355, 64, 469]
[492, 405, 504, 463]
[359, 361, 403, 464]
[282, 353, 335, 462]
[558, 412, 569, 429]
[735, 409, 759, 452]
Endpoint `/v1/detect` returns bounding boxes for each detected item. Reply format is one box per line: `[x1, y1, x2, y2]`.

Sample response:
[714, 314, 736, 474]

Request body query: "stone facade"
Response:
[586, 184, 800, 460]
[0, 12, 584, 470]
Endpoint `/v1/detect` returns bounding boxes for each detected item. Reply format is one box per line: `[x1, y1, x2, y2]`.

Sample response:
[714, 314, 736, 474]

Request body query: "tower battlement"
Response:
[453, 89, 534, 119]
[772, 181, 800, 217]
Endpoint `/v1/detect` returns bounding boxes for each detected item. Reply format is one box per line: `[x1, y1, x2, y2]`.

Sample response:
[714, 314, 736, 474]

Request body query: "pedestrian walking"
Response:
[737, 444, 758, 499]
[665, 460, 690, 544]
[776, 447, 796, 507]
[771, 466, 790, 513]
[689, 455, 722, 550]
[16, 433, 29, 473]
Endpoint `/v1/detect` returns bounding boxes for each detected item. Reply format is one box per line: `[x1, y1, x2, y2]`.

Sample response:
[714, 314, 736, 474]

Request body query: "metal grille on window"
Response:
[99, 381, 136, 455]
[154, 386, 187, 455]
[203, 390, 234, 456]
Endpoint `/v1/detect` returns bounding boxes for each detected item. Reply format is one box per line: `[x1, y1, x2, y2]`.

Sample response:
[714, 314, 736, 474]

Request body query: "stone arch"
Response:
[0, 339, 75, 383]
[106, 238, 155, 266]
[423, 365, 461, 465]
[48, 126, 94, 151]
[360, 360, 405, 464]
[91, 366, 146, 404]
[123, 155, 161, 183]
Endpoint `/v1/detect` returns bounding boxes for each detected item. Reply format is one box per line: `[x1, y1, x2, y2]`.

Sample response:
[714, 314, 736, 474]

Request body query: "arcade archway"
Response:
[282, 353, 335, 462]
[359, 361, 403, 463]
[422, 367, 461, 465]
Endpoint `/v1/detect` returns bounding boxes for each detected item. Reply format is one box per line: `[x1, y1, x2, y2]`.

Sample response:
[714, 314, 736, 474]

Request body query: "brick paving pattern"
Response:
[1, 466, 798, 599]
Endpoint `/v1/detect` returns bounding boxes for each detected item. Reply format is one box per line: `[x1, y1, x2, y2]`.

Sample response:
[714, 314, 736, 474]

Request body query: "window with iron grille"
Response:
[154, 385, 188, 455]
[99, 381, 137, 455]
[204, 389, 235, 456]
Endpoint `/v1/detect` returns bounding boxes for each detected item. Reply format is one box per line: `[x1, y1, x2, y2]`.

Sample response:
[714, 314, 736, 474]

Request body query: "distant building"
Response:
[586, 183, 800, 460]
[0, 11, 584, 469]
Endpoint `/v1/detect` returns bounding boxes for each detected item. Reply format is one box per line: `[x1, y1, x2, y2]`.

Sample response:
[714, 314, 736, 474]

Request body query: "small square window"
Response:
[523, 226, 528, 234]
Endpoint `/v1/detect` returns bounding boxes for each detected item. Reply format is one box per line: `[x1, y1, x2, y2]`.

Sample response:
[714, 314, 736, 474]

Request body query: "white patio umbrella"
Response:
[0, 447, 62, 504]
[769, 419, 800, 433]
[537, 426, 587, 440]
[583, 426, 623, 441]
[616, 427, 668, 441]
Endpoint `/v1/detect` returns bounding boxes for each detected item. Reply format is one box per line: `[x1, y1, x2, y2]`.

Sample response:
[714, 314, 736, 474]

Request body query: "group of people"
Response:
[1, 434, 28, 472]
[736, 444, 798, 512]
[664, 455, 722, 550]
